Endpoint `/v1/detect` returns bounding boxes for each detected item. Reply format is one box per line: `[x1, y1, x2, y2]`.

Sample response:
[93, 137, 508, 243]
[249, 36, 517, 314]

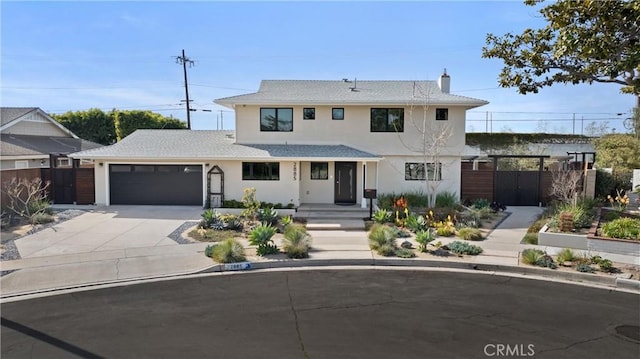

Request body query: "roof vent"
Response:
[349, 78, 358, 91]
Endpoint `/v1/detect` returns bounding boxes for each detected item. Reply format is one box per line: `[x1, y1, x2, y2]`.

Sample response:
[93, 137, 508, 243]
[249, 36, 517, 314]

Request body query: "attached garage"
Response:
[109, 164, 202, 205]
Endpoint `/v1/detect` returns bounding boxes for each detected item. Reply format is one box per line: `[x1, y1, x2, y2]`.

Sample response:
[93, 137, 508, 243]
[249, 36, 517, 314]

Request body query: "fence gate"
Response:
[491, 155, 548, 207]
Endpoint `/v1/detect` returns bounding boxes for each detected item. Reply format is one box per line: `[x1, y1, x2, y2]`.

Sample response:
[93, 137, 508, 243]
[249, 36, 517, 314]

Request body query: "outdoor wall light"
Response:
[99, 162, 104, 167]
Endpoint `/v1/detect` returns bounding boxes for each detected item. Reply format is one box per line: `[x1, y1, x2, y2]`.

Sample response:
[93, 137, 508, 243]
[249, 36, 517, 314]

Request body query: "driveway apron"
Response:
[13, 206, 202, 258]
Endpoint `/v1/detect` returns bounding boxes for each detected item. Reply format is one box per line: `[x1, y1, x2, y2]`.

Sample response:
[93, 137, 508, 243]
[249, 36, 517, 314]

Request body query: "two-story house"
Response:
[70, 72, 488, 207]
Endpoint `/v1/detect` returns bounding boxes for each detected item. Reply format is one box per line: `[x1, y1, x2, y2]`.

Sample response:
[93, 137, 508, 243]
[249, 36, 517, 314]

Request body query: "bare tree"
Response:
[550, 169, 583, 205]
[396, 82, 454, 208]
[2, 178, 51, 218]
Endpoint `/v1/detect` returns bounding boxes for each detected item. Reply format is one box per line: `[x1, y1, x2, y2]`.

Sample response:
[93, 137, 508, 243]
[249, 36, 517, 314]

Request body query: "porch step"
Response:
[305, 219, 366, 231]
[296, 204, 369, 231]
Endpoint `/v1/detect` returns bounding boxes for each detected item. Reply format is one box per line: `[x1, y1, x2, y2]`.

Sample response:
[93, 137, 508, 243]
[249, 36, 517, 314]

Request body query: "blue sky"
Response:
[1, 1, 635, 134]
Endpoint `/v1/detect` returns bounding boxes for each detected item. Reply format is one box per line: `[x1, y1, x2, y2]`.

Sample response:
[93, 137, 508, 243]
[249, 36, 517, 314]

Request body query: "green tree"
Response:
[113, 110, 186, 142]
[482, 0, 640, 103]
[593, 134, 640, 171]
[52, 108, 115, 145]
[52, 109, 187, 144]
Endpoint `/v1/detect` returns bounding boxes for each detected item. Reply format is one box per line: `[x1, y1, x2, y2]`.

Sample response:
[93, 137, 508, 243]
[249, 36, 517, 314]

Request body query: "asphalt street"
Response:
[2, 269, 639, 359]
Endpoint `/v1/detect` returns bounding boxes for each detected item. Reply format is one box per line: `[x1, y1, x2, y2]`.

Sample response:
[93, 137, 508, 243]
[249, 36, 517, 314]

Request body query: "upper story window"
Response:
[436, 108, 448, 121]
[332, 108, 344, 120]
[303, 108, 315, 120]
[405, 162, 442, 181]
[260, 108, 293, 132]
[242, 162, 280, 180]
[371, 108, 404, 132]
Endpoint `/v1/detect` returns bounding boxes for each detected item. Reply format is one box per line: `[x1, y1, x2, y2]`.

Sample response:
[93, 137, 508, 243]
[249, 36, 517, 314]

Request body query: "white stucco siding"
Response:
[300, 161, 334, 204]
[234, 105, 468, 156]
[376, 156, 461, 198]
[221, 160, 300, 206]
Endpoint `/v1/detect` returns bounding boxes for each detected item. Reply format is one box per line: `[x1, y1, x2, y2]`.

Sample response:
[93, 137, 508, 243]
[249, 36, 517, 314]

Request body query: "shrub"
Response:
[598, 259, 614, 272]
[601, 217, 640, 240]
[29, 212, 54, 225]
[280, 215, 293, 227]
[395, 248, 416, 258]
[283, 224, 311, 259]
[220, 214, 242, 230]
[535, 255, 558, 269]
[457, 227, 483, 241]
[372, 209, 392, 224]
[391, 226, 412, 238]
[436, 226, 455, 237]
[521, 249, 545, 265]
[522, 233, 538, 245]
[257, 207, 279, 226]
[527, 218, 548, 233]
[415, 229, 435, 252]
[472, 198, 490, 209]
[376, 191, 428, 210]
[435, 191, 458, 208]
[204, 244, 214, 257]
[602, 211, 621, 221]
[447, 241, 483, 255]
[550, 203, 594, 230]
[589, 255, 603, 264]
[211, 238, 246, 263]
[248, 223, 278, 256]
[576, 263, 595, 273]
[189, 228, 237, 242]
[201, 209, 220, 227]
[556, 248, 577, 263]
[404, 213, 427, 232]
[368, 224, 397, 255]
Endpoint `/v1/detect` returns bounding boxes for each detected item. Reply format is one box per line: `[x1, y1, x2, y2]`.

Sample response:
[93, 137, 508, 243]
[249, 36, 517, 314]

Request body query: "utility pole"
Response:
[175, 49, 195, 129]
[219, 110, 224, 130]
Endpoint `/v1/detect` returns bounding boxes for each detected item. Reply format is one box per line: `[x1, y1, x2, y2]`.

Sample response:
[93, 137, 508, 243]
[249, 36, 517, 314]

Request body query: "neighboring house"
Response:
[1, 107, 101, 170]
[70, 73, 488, 207]
[1, 107, 102, 204]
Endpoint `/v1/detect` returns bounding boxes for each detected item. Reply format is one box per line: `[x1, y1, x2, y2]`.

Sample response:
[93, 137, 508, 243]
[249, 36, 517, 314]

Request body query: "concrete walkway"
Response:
[1, 205, 638, 298]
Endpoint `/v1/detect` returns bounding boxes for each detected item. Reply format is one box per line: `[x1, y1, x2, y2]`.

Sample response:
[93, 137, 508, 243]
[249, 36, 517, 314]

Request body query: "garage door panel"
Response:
[110, 165, 202, 205]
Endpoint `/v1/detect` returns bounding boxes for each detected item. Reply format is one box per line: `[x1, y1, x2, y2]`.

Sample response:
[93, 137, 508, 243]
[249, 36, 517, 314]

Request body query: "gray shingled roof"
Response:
[1, 107, 38, 126]
[70, 130, 381, 160]
[215, 80, 488, 107]
[1, 134, 103, 157]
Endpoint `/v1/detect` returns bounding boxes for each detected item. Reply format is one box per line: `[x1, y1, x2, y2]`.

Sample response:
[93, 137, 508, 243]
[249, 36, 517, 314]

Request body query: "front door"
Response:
[334, 162, 356, 204]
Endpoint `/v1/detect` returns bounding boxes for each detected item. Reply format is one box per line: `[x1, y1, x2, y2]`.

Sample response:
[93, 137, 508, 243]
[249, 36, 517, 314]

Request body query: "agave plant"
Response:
[248, 223, 278, 255]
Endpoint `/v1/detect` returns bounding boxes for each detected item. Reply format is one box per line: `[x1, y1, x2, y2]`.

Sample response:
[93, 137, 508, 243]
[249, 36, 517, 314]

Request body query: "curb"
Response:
[197, 258, 636, 291]
[2, 258, 638, 302]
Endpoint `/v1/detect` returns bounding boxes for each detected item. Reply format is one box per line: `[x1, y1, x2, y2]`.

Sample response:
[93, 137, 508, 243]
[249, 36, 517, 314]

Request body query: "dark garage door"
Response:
[110, 164, 202, 205]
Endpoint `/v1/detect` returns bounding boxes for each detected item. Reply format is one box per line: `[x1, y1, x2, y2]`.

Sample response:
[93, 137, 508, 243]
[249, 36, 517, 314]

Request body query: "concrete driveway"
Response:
[14, 206, 202, 258]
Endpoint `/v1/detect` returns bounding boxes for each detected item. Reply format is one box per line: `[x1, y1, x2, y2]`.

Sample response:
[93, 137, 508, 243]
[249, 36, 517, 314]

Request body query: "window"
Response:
[371, 108, 404, 132]
[405, 162, 442, 181]
[242, 162, 280, 180]
[14, 160, 28, 169]
[110, 165, 132, 172]
[436, 108, 448, 121]
[134, 165, 155, 172]
[57, 157, 72, 167]
[260, 108, 293, 131]
[310, 162, 328, 180]
[303, 108, 315, 120]
[332, 108, 344, 120]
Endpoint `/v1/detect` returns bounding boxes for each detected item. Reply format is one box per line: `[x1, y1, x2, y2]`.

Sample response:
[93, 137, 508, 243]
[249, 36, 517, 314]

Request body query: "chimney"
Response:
[438, 68, 450, 94]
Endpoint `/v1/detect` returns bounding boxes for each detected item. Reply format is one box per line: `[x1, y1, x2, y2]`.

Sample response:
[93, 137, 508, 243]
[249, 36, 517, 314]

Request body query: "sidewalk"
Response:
[1, 207, 639, 298]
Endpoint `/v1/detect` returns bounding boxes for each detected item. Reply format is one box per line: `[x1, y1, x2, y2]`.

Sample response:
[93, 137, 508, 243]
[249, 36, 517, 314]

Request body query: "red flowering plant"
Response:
[393, 196, 409, 227]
